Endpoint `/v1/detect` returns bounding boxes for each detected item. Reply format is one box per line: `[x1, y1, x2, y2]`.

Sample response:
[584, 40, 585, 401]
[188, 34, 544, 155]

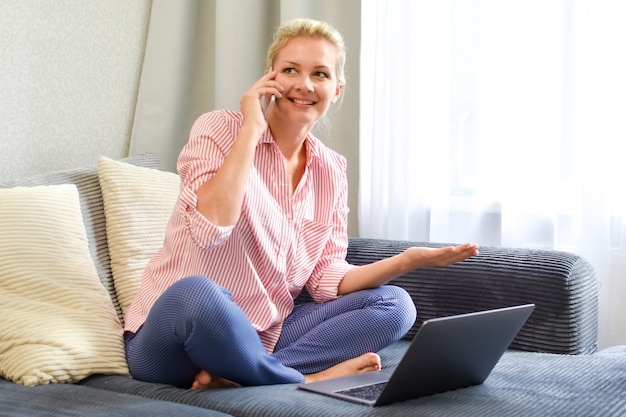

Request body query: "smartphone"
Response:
[261, 94, 275, 120]
[261, 67, 275, 120]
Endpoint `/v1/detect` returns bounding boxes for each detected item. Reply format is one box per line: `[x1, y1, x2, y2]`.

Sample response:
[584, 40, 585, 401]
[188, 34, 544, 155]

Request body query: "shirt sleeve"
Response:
[305, 155, 356, 302]
[176, 111, 237, 250]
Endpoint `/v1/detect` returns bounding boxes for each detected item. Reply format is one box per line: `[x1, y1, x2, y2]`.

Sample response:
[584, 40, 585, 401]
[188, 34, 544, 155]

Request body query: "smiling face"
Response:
[271, 36, 343, 127]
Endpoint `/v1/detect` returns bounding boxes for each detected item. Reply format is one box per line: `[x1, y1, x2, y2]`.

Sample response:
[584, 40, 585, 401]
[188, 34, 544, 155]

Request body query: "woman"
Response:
[123, 18, 478, 389]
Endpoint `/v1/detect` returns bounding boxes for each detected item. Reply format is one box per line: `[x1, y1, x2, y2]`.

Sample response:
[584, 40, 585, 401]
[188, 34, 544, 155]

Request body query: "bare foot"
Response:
[303, 352, 382, 383]
[191, 369, 240, 389]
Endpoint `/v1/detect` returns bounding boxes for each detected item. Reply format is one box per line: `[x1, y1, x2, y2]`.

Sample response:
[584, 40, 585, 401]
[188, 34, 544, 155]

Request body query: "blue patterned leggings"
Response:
[125, 275, 416, 388]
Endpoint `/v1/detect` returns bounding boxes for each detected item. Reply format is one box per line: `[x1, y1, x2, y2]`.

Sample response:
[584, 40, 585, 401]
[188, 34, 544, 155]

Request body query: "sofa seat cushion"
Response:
[80, 342, 626, 416]
[0, 184, 128, 385]
[0, 377, 231, 417]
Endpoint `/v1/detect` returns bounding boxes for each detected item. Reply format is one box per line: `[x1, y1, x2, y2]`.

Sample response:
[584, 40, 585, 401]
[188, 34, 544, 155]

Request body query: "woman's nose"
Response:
[295, 75, 314, 92]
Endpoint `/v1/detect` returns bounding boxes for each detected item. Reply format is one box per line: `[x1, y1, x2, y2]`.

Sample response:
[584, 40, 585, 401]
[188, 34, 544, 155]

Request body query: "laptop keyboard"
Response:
[335, 382, 388, 402]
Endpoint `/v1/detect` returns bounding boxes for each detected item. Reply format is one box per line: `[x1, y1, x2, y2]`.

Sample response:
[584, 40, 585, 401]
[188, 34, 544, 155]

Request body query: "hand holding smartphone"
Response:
[261, 94, 275, 120]
[260, 67, 275, 120]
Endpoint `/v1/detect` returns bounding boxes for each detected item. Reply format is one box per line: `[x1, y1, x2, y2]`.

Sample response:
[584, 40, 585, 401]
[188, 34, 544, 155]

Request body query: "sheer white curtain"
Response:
[360, 0, 626, 349]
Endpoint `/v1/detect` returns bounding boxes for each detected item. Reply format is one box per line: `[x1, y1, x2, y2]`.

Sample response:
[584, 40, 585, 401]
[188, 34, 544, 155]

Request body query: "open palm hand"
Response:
[404, 244, 479, 269]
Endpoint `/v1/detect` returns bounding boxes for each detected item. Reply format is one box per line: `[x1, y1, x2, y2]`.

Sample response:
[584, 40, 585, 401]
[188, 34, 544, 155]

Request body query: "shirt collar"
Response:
[304, 134, 322, 166]
[260, 130, 322, 167]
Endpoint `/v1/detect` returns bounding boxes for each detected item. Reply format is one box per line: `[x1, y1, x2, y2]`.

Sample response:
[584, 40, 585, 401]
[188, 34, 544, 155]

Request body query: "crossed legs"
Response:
[125, 276, 416, 388]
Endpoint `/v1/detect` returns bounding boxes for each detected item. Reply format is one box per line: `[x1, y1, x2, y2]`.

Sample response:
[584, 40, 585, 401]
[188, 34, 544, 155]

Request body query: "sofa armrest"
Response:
[343, 238, 599, 355]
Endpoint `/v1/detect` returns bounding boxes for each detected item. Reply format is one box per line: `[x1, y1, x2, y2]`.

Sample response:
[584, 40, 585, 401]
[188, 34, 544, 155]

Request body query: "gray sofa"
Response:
[1, 153, 625, 417]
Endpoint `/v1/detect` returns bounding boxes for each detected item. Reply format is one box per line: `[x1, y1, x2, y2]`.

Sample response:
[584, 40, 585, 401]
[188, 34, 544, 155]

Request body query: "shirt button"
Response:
[285, 213, 292, 220]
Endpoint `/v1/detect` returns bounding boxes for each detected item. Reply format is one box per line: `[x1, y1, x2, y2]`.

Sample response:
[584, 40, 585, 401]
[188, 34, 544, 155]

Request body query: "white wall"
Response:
[0, 0, 151, 181]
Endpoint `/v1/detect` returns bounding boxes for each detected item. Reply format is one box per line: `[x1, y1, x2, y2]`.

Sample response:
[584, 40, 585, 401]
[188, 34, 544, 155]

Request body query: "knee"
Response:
[172, 275, 230, 296]
[378, 285, 417, 335]
[164, 275, 232, 315]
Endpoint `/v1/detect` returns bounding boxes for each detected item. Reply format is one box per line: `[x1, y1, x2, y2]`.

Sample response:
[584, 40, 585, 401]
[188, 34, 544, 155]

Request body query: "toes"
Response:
[191, 370, 212, 389]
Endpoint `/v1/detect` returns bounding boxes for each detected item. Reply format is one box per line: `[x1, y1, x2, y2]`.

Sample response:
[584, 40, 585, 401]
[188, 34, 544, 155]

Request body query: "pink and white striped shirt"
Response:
[124, 110, 355, 352]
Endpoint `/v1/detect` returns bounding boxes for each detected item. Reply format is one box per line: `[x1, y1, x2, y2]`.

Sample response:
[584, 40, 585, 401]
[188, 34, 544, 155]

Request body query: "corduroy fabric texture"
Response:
[0, 153, 165, 324]
[343, 238, 599, 354]
[297, 238, 599, 355]
[79, 343, 626, 417]
[0, 184, 128, 385]
[97, 156, 180, 320]
[0, 377, 231, 417]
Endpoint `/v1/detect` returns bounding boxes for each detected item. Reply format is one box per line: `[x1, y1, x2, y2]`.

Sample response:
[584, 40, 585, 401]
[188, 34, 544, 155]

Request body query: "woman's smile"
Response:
[290, 98, 316, 106]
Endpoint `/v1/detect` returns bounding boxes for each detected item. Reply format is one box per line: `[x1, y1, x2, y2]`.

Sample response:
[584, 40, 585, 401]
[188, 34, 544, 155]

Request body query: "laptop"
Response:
[297, 303, 535, 407]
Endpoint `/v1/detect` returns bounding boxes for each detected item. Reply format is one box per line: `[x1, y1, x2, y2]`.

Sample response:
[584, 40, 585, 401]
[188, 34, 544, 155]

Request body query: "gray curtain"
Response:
[129, 0, 362, 235]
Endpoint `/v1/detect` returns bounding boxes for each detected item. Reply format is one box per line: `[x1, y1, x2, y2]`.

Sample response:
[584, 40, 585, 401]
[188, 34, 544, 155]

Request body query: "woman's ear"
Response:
[332, 85, 344, 103]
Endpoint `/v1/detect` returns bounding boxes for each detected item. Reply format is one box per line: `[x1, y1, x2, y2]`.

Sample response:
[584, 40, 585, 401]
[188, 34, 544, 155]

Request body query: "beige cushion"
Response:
[0, 153, 166, 325]
[97, 156, 180, 319]
[0, 184, 129, 386]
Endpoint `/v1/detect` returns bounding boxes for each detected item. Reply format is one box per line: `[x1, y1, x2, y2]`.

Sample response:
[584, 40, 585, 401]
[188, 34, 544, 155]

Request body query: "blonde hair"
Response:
[266, 18, 346, 87]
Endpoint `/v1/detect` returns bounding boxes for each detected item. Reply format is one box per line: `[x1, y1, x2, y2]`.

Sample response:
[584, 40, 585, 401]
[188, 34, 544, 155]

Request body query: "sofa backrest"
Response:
[338, 238, 600, 355]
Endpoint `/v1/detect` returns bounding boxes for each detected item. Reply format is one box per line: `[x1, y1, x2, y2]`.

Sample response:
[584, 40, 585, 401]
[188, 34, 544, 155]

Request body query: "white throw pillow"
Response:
[0, 184, 129, 385]
[97, 156, 180, 318]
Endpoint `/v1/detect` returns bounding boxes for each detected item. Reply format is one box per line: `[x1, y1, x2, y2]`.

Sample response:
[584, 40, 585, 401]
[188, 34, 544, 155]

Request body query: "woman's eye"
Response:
[283, 68, 296, 74]
[316, 71, 329, 79]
